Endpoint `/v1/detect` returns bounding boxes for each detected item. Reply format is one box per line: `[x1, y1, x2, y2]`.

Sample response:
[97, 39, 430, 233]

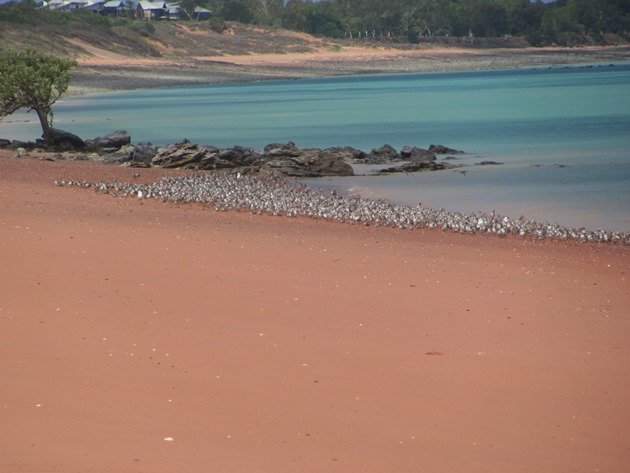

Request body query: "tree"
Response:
[216, 0, 261, 23]
[0, 48, 75, 145]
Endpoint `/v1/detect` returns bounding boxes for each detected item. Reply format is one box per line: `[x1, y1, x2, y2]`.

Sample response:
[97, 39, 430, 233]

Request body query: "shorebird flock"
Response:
[56, 172, 630, 244]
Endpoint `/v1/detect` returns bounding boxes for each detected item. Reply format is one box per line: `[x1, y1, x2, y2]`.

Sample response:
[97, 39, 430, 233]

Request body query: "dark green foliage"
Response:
[130, 20, 156, 37]
[48, 10, 113, 29]
[215, 0, 260, 23]
[207, 16, 228, 32]
[1, 0, 627, 45]
[0, 48, 75, 143]
[0, 0, 40, 24]
[242, 0, 629, 44]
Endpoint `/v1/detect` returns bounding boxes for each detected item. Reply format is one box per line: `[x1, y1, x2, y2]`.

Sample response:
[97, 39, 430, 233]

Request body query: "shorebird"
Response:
[55, 173, 630, 245]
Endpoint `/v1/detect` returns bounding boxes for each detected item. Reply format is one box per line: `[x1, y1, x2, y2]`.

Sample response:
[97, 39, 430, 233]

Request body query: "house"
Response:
[43, 0, 66, 9]
[164, 2, 212, 21]
[166, 2, 180, 20]
[82, 0, 106, 13]
[101, 0, 126, 15]
[138, 0, 165, 20]
[194, 6, 211, 20]
[56, 0, 87, 10]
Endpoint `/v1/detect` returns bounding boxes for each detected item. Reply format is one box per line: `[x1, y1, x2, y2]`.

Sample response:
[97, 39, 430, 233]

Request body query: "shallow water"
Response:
[2, 64, 629, 230]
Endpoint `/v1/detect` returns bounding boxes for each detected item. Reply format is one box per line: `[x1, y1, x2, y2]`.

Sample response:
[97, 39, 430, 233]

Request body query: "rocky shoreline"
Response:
[1, 129, 466, 177]
[5, 129, 628, 244]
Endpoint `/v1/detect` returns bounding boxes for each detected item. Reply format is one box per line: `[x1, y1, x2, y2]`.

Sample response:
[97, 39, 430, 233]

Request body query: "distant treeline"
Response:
[207, 0, 630, 45]
[1, 0, 628, 46]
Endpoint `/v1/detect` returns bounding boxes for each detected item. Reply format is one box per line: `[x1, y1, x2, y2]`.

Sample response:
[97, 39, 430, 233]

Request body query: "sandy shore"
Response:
[1, 153, 629, 472]
[69, 44, 630, 94]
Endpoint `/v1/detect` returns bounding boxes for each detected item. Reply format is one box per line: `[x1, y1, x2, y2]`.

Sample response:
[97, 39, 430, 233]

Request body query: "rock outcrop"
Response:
[2, 128, 469, 178]
[401, 146, 437, 163]
[45, 129, 87, 151]
[86, 130, 131, 153]
[149, 141, 353, 177]
[475, 161, 503, 166]
[379, 161, 453, 174]
[365, 144, 400, 164]
[428, 144, 464, 154]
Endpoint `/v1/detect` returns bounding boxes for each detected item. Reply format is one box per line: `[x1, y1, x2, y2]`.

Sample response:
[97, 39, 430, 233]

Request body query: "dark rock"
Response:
[442, 156, 460, 161]
[217, 146, 260, 166]
[102, 145, 135, 164]
[428, 144, 464, 154]
[195, 148, 220, 170]
[401, 146, 437, 163]
[86, 130, 131, 152]
[263, 142, 301, 157]
[49, 129, 86, 150]
[475, 161, 503, 166]
[325, 146, 367, 162]
[263, 148, 354, 177]
[10, 140, 38, 151]
[368, 144, 399, 163]
[0, 139, 10, 148]
[379, 161, 452, 174]
[129, 143, 158, 167]
[152, 143, 206, 168]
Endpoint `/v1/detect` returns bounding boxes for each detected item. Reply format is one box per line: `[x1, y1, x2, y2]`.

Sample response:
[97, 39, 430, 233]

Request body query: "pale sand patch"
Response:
[1, 154, 629, 472]
[192, 44, 628, 66]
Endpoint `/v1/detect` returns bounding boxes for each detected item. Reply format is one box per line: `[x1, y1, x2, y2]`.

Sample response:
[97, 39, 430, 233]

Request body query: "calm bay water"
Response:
[2, 64, 629, 230]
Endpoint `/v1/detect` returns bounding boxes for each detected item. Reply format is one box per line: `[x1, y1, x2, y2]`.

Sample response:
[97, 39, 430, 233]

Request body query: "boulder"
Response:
[102, 144, 135, 164]
[0, 139, 10, 148]
[475, 161, 503, 166]
[368, 144, 399, 163]
[263, 142, 301, 157]
[48, 129, 86, 150]
[263, 148, 354, 177]
[401, 146, 437, 163]
[428, 144, 464, 154]
[5, 140, 36, 150]
[379, 161, 453, 174]
[128, 143, 158, 167]
[152, 143, 206, 168]
[325, 146, 367, 163]
[217, 146, 260, 167]
[86, 130, 131, 152]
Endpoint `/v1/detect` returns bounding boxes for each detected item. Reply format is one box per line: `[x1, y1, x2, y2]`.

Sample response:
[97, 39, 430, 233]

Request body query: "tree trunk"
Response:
[35, 107, 52, 145]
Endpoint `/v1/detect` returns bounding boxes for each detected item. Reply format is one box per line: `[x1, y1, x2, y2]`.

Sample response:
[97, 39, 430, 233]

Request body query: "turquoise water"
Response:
[2, 64, 629, 230]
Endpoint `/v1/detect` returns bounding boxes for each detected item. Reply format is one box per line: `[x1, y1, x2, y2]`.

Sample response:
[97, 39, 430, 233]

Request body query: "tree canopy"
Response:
[205, 0, 629, 44]
[0, 48, 75, 144]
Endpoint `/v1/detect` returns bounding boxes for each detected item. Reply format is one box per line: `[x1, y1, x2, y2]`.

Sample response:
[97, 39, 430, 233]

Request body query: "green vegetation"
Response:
[0, 0, 627, 47]
[0, 48, 75, 144]
[204, 0, 629, 45]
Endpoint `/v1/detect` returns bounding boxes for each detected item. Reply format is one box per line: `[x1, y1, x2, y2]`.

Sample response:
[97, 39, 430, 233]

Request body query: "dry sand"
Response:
[69, 44, 630, 94]
[1, 153, 629, 472]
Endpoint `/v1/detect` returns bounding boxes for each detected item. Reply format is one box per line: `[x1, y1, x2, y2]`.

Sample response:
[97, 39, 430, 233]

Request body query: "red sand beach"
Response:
[1, 154, 629, 472]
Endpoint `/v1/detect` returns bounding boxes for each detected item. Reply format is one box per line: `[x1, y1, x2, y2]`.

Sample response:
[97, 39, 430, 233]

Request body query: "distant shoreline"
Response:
[69, 44, 630, 95]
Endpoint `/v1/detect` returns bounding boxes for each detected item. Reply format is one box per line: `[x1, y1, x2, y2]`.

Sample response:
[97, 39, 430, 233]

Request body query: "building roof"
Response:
[139, 0, 165, 10]
[102, 0, 125, 7]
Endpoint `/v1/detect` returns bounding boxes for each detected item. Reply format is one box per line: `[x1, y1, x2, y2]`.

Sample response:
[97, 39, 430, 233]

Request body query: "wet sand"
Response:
[1, 154, 629, 472]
